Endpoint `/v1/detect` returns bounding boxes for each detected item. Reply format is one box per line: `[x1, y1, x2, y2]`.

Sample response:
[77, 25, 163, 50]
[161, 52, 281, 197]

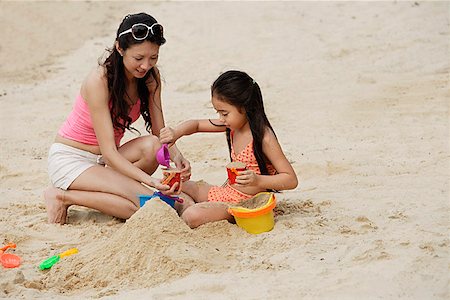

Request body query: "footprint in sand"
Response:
[274, 199, 323, 216]
[353, 240, 391, 262]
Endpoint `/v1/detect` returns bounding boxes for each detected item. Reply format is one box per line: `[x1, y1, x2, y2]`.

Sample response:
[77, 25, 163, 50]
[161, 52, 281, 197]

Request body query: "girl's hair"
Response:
[211, 70, 276, 175]
[101, 12, 166, 133]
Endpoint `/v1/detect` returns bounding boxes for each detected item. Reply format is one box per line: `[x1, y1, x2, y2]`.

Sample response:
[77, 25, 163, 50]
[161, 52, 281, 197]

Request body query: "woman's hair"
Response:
[101, 12, 166, 133]
[211, 70, 276, 175]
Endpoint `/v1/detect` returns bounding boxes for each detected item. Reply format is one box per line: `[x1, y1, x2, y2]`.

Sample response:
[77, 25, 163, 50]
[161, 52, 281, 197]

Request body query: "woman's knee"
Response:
[139, 135, 162, 158]
[120, 201, 139, 219]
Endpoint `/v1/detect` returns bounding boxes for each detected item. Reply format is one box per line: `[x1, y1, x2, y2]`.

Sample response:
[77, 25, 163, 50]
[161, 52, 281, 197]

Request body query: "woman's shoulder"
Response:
[80, 66, 109, 101]
[83, 66, 107, 87]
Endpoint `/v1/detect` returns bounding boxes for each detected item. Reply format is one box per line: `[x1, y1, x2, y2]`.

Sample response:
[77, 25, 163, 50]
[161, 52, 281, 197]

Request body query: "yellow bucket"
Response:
[228, 192, 276, 234]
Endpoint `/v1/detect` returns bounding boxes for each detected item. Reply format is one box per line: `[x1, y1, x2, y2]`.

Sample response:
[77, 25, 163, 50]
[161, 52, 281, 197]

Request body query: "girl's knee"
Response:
[181, 207, 204, 229]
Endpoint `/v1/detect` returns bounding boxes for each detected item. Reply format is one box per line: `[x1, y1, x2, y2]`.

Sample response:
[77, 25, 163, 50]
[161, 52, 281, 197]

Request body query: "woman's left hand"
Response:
[235, 170, 258, 187]
[173, 154, 191, 182]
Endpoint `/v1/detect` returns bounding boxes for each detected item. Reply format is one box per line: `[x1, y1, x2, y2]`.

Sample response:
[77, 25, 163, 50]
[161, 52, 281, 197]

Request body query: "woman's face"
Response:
[121, 41, 160, 79]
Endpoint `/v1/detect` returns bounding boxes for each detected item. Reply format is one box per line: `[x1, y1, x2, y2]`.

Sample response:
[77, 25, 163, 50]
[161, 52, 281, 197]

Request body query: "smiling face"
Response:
[118, 41, 160, 80]
[212, 96, 248, 130]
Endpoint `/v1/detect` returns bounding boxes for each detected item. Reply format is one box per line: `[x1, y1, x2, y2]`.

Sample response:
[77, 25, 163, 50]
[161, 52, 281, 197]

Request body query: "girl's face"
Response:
[120, 41, 160, 80]
[212, 96, 247, 130]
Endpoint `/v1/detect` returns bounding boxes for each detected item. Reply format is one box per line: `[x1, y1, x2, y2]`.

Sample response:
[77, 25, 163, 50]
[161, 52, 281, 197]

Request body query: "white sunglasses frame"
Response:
[118, 23, 162, 40]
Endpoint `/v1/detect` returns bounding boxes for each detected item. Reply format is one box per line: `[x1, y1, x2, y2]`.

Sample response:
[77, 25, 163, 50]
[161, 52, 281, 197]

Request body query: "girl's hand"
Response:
[235, 170, 259, 187]
[159, 127, 177, 146]
[173, 154, 191, 182]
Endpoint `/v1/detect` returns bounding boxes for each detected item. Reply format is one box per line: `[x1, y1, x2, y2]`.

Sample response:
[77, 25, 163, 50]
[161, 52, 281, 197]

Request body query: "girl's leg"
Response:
[173, 192, 194, 216]
[181, 180, 214, 203]
[181, 202, 233, 229]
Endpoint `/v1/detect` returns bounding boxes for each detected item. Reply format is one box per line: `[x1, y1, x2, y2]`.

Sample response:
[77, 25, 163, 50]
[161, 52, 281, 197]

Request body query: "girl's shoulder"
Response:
[262, 127, 277, 141]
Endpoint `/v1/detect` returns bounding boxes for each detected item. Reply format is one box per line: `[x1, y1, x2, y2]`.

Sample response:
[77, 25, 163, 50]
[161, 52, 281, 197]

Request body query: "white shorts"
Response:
[47, 143, 105, 190]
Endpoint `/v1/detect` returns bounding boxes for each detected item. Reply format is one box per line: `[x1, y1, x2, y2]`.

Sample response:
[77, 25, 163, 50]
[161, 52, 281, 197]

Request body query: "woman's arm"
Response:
[146, 67, 194, 177]
[82, 68, 166, 190]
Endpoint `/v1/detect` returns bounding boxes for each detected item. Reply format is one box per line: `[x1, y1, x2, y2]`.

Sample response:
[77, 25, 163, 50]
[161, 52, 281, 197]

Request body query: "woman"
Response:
[44, 13, 190, 224]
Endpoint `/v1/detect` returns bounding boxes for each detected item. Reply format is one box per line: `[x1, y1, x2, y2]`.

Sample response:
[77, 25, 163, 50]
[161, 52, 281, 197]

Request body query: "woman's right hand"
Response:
[148, 178, 180, 196]
[159, 127, 177, 145]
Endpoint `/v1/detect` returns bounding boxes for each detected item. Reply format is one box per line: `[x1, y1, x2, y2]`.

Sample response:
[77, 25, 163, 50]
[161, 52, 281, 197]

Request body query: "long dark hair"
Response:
[211, 70, 276, 175]
[101, 13, 166, 134]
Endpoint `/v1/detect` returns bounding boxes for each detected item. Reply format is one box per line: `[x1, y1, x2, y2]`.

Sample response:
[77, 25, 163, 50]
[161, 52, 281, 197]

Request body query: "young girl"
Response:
[159, 70, 298, 228]
[44, 13, 191, 224]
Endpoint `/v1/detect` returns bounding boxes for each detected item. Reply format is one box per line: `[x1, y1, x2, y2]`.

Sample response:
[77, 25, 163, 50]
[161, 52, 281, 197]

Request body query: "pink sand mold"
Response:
[156, 144, 170, 168]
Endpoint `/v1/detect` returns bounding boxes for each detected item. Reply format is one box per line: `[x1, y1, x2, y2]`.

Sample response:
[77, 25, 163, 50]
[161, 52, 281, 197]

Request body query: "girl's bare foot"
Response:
[43, 187, 68, 224]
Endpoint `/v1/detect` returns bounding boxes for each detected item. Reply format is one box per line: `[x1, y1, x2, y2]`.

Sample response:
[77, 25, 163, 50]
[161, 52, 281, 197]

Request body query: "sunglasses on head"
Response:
[118, 23, 163, 40]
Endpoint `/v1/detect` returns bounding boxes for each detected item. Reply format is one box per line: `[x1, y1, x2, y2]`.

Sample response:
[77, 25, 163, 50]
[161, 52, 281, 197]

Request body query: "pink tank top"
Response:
[58, 94, 141, 146]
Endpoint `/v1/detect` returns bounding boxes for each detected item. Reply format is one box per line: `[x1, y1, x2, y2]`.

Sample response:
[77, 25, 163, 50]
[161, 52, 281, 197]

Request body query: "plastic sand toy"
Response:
[156, 144, 170, 168]
[0, 243, 21, 268]
[139, 191, 183, 208]
[228, 192, 276, 234]
[39, 248, 78, 270]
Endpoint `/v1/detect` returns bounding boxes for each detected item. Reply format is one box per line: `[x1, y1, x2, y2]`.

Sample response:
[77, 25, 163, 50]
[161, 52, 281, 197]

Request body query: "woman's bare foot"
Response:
[43, 187, 68, 224]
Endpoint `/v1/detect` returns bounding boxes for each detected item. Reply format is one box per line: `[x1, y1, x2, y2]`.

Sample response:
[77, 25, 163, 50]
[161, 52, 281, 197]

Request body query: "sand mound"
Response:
[40, 198, 296, 295]
[42, 200, 211, 292]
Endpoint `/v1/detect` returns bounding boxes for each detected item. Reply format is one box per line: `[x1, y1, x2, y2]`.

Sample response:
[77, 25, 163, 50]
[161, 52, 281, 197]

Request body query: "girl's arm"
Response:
[159, 119, 226, 145]
[259, 129, 298, 190]
[83, 68, 168, 191]
[237, 129, 298, 191]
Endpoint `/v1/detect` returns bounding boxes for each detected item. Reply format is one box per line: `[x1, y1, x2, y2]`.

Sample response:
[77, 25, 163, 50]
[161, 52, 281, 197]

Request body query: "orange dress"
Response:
[207, 133, 276, 203]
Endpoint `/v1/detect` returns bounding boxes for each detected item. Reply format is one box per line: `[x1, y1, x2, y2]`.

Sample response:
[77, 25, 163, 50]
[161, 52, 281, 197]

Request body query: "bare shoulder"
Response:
[262, 127, 279, 146]
[81, 66, 109, 103]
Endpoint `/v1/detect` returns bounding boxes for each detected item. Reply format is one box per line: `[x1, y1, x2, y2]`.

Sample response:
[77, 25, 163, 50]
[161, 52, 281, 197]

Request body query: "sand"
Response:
[0, 1, 448, 299]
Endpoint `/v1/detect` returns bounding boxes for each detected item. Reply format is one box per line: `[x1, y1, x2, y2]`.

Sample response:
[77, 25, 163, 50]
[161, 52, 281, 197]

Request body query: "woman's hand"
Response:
[147, 178, 181, 196]
[147, 177, 170, 191]
[158, 182, 182, 196]
[172, 153, 191, 182]
[235, 170, 259, 187]
[159, 127, 177, 146]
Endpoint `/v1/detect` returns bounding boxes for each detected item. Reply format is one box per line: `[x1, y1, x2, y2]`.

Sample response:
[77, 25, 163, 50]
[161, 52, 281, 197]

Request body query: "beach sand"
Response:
[0, 1, 448, 299]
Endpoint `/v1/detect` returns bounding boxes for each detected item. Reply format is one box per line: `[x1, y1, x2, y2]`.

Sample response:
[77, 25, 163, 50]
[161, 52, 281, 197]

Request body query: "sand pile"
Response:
[1, 2, 448, 298]
[234, 193, 272, 210]
[42, 199, 218, 292]
[39, 198, 290, 295]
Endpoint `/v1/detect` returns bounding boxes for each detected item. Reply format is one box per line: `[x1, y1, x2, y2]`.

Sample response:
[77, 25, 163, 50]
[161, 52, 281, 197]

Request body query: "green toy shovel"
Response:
[39, 248, 78, 270]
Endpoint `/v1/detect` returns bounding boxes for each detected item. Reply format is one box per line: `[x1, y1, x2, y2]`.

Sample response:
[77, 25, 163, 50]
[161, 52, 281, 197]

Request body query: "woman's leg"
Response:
[118, 135, 161, 174]
[181, 202, 233, 229]
[44, 165, 154, 224]
[44, 135, 162, 224]
[44, 186, 138, 223]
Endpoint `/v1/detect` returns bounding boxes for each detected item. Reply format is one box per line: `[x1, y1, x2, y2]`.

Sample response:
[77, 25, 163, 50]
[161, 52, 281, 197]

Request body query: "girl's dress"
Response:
[207, 131, 276, 203]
